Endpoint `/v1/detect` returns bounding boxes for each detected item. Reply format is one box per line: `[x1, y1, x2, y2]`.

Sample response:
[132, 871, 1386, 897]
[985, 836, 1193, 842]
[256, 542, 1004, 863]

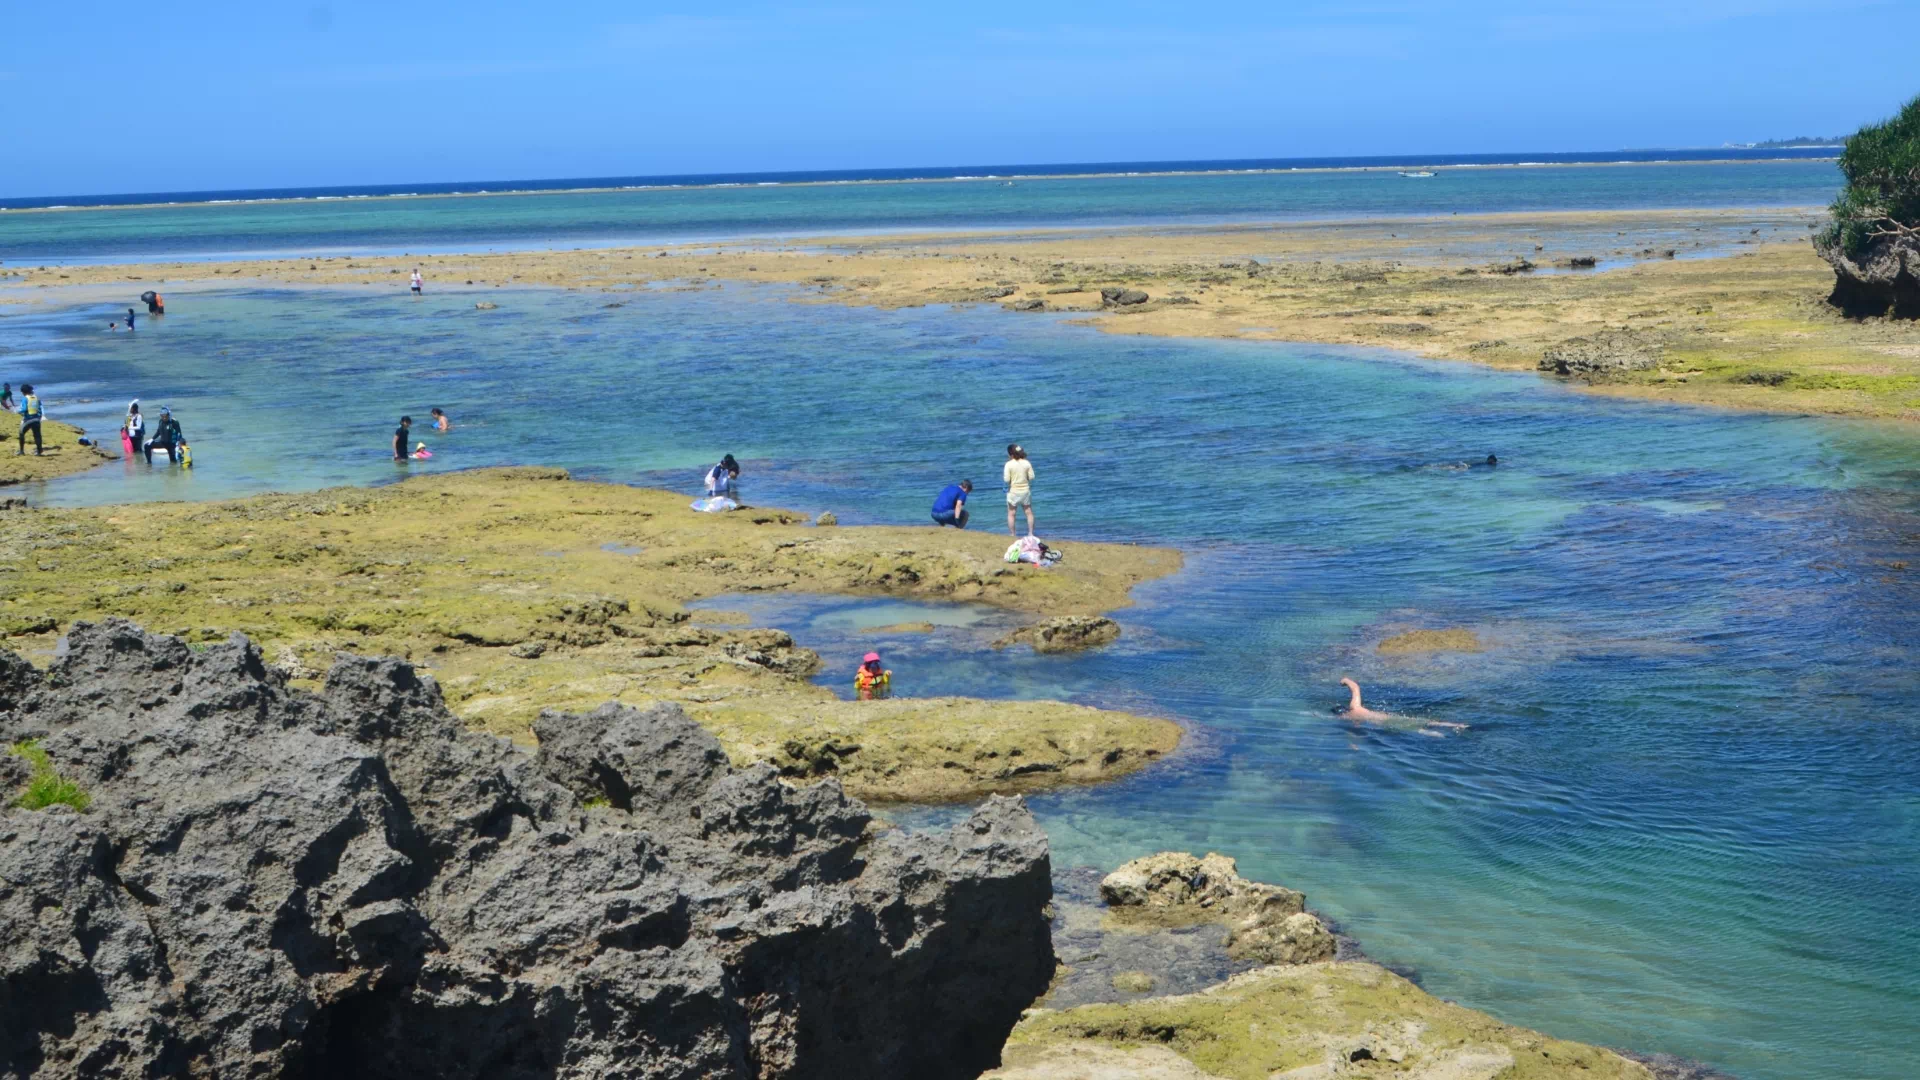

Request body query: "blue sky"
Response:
[4, 1, 1915, 197]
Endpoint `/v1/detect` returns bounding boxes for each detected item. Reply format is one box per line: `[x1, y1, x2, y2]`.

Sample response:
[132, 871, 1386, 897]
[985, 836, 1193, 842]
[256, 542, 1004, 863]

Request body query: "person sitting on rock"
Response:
[855, 652, 891, 700]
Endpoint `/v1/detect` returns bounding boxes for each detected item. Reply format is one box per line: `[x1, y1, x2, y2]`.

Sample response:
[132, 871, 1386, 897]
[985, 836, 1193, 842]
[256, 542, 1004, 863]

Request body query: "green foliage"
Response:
[1829, 95, 1920, 255]
[9, 739, 92, 812]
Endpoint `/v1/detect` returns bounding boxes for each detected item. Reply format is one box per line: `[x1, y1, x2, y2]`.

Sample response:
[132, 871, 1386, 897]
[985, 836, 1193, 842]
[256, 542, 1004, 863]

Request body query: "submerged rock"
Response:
[0, 620, 1056, 1079]
[1378, 627, 1483, 654]
[1101, 852, 1334, 965]
[994, 615, 1121, 654]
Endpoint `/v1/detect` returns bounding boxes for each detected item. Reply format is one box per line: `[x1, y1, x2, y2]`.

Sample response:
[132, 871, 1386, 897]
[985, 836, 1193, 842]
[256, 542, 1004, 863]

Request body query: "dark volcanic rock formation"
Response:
[0, 621, 1055, 1079]
[1814, 232, 1920, 318]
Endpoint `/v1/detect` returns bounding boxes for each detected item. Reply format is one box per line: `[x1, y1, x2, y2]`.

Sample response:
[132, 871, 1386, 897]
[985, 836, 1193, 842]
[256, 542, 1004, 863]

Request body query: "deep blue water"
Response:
[0, 158, 1839, 264]
[6, 284, 1918, 1080]
[0, 147, 1840, 211]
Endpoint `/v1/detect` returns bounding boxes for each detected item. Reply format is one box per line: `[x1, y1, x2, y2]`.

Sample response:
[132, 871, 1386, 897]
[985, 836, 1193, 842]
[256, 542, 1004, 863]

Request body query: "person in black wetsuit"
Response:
[145, 408, 184, 463]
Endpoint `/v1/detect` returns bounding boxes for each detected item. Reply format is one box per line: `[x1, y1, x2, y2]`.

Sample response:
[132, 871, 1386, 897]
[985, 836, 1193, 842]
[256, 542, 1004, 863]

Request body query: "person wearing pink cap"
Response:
[855, 652, 892, 700]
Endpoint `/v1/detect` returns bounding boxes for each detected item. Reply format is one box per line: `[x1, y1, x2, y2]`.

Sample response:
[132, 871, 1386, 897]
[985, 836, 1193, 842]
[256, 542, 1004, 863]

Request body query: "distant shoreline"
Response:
[0, 152, 1839, 217]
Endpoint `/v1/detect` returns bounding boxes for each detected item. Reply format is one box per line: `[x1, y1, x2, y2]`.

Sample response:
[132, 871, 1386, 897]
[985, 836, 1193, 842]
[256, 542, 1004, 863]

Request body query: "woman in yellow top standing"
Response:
[1003, 443, 1035, 538]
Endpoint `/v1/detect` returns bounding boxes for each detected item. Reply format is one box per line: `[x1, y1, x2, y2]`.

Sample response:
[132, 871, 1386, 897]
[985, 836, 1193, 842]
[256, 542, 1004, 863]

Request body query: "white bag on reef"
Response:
[690, 496, 739, 513]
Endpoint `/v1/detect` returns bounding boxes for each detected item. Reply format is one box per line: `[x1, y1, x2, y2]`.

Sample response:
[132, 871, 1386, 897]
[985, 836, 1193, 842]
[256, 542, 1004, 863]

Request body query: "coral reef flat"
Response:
[0, 469, 1181, 802]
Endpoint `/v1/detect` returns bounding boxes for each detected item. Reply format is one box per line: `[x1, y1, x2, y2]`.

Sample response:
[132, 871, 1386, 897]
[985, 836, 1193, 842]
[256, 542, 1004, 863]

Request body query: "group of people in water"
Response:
[121, 401, 187, 464]
[5, 381, 187, 464]
[392, 409, 452, 460]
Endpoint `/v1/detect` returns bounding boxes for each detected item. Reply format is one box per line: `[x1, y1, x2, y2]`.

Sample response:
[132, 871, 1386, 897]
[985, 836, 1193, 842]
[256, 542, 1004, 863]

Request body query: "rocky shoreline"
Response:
[2, 621, 1056, 1077]
[5, 624, 1731, 1079]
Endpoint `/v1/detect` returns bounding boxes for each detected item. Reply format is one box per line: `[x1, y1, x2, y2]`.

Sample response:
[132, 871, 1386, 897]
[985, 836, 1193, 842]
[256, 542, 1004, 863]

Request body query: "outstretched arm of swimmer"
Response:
[1339, 677, 1390, 721]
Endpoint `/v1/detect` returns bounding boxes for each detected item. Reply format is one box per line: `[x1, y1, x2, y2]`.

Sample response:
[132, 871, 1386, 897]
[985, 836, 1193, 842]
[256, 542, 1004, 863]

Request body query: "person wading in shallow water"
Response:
[1003, 444, 1035, 537]
[393, 416, 413, 461]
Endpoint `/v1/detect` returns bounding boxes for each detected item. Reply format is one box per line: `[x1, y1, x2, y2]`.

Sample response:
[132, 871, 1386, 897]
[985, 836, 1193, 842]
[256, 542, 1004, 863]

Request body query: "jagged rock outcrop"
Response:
[1100, 852, 1335, 966]
[0, 620, 1056, 1079]
[992, 616, 1121, 654]
[1814, 232, 1920, 318]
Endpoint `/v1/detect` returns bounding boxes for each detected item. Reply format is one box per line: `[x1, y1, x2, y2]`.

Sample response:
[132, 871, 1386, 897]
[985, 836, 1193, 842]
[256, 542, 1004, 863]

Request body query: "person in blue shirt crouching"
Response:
[931, 479, 972, 528]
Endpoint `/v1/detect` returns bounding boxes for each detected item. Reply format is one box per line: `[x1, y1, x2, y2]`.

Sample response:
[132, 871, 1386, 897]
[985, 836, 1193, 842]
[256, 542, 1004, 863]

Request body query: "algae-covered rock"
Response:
[1, 620, 1058, 1079]
[994, 615, 1121, 653]
[993, 962, 1659, 1080]
[1539, 329, 1667, 377]
[1100, 852, 1332, 965]
[1110, 971, 1156, 994]
[0, 470, 1184, 803]
[1377, 627, 1483, 654]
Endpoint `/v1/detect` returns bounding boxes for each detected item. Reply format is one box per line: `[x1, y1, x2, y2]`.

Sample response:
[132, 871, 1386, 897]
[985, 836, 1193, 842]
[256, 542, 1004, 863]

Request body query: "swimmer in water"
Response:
[1338, 678, 1394, 721]
[1336, 678, 1470, 734]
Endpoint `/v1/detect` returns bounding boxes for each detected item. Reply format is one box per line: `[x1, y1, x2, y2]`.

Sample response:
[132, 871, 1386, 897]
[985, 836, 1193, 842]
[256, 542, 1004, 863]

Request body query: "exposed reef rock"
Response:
[1538, 329, 1668, 377]
[1, 620, 1055, 1079]
[1100, 287, 1151, 307]
[1814, 232, 1920, 318]
[1101, 852, 1335, 966]
[993, 615, 1122, 654]
[991, 962, 1659, 1080]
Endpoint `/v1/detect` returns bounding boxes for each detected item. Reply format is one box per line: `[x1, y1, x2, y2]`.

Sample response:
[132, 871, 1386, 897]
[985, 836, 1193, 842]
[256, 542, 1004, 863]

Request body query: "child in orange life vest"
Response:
[854, 652, 891, 700]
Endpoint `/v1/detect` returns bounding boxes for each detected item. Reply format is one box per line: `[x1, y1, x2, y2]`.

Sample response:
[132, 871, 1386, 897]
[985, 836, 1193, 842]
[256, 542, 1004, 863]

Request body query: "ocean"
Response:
[0, 155, 1839, 265]
[4, 158, 1916, 1080]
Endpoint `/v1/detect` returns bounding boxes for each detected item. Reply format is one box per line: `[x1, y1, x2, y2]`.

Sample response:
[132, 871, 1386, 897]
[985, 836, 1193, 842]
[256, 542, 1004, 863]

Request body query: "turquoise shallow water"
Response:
[0, 159, 1838, 263]
[10, 285, 1920, 1079]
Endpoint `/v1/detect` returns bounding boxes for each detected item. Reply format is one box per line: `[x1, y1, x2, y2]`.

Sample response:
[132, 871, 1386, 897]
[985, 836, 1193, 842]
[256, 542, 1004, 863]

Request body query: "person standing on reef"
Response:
[431, 407, 451, 432]
[1003, 444, 1035, 537]
[393, 416, 413, 461]
[931, 479, 973, 528]
[1, 384, 13, 411]
[15, 384, 44, 456]
[410, 268, 423, 295]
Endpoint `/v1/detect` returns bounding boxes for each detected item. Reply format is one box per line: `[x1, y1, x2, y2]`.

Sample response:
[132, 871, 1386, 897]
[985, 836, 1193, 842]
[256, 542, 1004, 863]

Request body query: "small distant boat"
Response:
[1399, 170, 1436, 178]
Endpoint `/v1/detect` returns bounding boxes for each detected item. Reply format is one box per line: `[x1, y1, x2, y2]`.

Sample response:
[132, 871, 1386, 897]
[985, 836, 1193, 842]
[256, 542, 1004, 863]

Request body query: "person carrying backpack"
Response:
[15, 384, 43, 456]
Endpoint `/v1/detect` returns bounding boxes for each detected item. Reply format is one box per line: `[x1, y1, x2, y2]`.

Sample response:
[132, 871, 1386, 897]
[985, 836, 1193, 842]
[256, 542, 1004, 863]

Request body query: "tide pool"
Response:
[9, 284, 1920, 1079]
